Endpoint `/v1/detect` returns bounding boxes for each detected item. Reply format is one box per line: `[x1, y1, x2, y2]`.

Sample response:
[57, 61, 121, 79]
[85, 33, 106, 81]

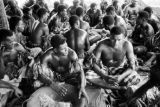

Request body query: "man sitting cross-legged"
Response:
[91, 26, 139, 84]
[27, 35, 88, 107]
[64, 15, 90, 64]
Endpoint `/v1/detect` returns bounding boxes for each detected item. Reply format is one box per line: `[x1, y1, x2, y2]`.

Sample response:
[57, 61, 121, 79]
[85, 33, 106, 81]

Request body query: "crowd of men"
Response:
[1, 0, 160, 107]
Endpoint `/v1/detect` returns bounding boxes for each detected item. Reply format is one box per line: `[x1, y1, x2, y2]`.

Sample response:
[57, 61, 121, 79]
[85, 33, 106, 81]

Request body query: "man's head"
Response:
[69, 15, 80, 28]
[131, 0, 138, 6]
[60, 0, 65, 4]
[51, 35, 68, 56]
[57, 4, 67, 16]
[110, 26, 125, 46]
[37, 8, 49, 22]
[76, 7, 84, 17]
[8, 0, 16, 8]
[103, 15, 115, 30]
[144, 7, 153, 18]
[54, 1, 60, 10]
[106, 6, 116, 17]
[112, 0, 119, 9]
[32, 4, 40, 14]
[9, 16, 24, 32]
[73, 0, 80, 7]
[23, 7, 32, 16]
[136, 11, 149, 25]
[0, 29, 15, 44]
[90, 3, 97, 13]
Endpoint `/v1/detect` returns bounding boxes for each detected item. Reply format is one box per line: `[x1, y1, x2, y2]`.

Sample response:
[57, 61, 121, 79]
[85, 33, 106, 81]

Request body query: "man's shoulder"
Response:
[97, 39, 110, 47]
[68, 48, 77, 60]
[44, 47, 54, 55]
[123, 39, 132, 47]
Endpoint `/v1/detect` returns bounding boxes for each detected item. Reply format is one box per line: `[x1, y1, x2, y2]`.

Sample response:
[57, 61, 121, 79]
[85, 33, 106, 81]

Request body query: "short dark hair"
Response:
[0, 29, 13, 43]
[90, 3, 97, 8]
[144, 7, 153, 17]
[9, 16, 21, 31]
[57, 4, 66, 13]
[23, 7, 31, 15]
[37, 8, 47, 19]
[138, 11, 149, 20]
[69, 15, 79, 27]
[110, 26, 123, 35]
[32, 4, 40, 13]
[51, 35, 66, 48]
[103, 15, 115, 26]
[76, 7, 84, 17]
[106, 6, 115, 14]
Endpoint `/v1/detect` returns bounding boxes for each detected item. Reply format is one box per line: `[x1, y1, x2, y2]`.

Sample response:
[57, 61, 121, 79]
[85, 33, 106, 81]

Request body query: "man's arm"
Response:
[0, 80, 22, 97]
[85, 34, 90, 52]
[70, 50, 86, 88]
[92, 43, 108, 78]
[42, 25, 49, 50]
[125, 41, 135, 70]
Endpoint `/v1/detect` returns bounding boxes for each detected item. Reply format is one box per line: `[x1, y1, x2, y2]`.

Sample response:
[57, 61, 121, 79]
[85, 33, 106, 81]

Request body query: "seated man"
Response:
[9, 16, 26, 46]
[76, 7, 90, 32]
[0, 29, 26, 79]
[106, 6, 127, 30]
[86, 3, 102, 27]
[124, 0, 141, 26]
[144, 7, 160, 34]
[64, 15, 90, 61]
[26, 8, 49, 50]
[67, 0, 81, 16]
[29, 35, 88, 107]
[132, 11, 155, 54]
[0, 29, 23, 107]
[48, 4, 69, 34]
[92, 26, 139, 86]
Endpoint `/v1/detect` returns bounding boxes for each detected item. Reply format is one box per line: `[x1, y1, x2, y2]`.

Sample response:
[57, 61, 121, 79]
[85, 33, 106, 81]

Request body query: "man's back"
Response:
[30, 22, 48, 46]
[79, 20, 90, 32]
[64, 28, 90, 58]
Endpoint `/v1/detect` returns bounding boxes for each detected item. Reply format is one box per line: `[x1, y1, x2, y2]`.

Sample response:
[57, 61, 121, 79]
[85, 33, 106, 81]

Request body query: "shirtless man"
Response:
[0, 29, 23, 99]
[67, 0, 81, 16]
[48, 4, 69, 34]
[92, 26, 138, 85]
[132, 11, 154, 54]
[64, 15, 90, 61]
[0, 29, 26, 79]
[106, 6, 127, 30]
[27, 8, 49, 50]
[124, 0, 141, 26]
[9, 16, 25, 45]
[36, 35, 87, 107]
[76, 7, 90, 32]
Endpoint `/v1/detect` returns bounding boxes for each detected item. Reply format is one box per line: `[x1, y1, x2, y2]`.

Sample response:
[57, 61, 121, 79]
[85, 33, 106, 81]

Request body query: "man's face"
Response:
[136, 17, 144, 25]
[43, 12, 49, 23]
[17, 20, 25, 32]
[110, 33, 124, 47]
[3, 34, 16, 45]
[92, 6, 97, 13]
[73, 0, 80, 6]
[131, 0, 138, 6]
[61, 9, 67, 16]
[57, 42, 69, 56]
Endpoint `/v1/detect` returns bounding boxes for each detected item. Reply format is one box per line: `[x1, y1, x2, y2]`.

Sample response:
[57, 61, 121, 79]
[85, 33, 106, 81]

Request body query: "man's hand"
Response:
[79, 87, 89, 104]
[13, 87, 23, 98]
[104, 75, 118, 86]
